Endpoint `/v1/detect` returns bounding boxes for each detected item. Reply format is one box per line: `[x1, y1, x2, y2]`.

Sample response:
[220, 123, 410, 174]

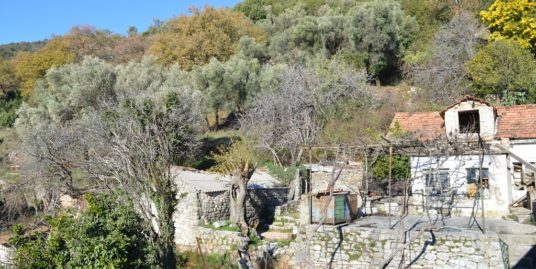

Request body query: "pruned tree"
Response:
[211, 139, 257, 234]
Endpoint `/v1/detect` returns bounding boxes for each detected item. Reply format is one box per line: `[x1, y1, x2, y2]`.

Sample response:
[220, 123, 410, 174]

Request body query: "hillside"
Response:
[1, 0, 536, 267]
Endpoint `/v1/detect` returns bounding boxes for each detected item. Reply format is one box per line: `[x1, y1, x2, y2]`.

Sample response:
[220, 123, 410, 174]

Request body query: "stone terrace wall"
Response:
[198, 191, 230, 224]
[246, 188, 288, 227]
[194, 227, 244, 255]
[174, 193, 200, 246]
[299, 225, 505, 269]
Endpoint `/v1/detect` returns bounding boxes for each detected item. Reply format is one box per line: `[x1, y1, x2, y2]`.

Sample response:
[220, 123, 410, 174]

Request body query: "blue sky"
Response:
[0, 0, 241, 44]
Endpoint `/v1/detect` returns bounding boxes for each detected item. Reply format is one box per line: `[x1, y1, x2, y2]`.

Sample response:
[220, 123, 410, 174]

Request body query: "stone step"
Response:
[271, 220, 297, 227]
[269, 223, 296, 231]
[274, 216, 298, 223]
[261, 231, 293, 241]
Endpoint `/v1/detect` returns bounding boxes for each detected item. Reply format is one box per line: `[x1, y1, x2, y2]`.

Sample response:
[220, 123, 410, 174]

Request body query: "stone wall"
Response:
[246, 188, 289, 227]
[311, 167, 362, 194]
[174, 192, 200, 246]
[174, 188, 289, 246]
[298, 225, 505, 269]
[0, 244, 13, 267]
[190, 227, 244, 255]
[198, 191, 230, 224]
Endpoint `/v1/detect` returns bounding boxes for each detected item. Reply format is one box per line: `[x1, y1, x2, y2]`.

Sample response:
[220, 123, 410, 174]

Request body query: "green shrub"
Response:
[8, 194, 155, 269]
[372, 154, 410, 180]
[262, 162, 305, 186]
[177, 250, 237, 269]
[0, 97, 21, 127]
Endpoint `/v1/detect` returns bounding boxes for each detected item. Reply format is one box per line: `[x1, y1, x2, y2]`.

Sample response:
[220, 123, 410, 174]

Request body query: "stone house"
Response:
[304, 162, 363, 194]
[390, 96, 536, 217]
[171, 166, 288, 247]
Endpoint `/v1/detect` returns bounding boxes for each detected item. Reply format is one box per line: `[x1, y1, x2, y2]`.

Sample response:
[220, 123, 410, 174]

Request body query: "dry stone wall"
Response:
[198, 191, 230, 224]
[246, 188, 289, 227]
[311, 167, 362, 194]
[194, 228, 245, 254]
[298, 225, 505, 269]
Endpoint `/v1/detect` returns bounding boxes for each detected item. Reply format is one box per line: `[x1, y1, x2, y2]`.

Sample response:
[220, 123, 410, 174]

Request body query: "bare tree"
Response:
[240, 63, 369, 166]
[406, 10, 486, 104]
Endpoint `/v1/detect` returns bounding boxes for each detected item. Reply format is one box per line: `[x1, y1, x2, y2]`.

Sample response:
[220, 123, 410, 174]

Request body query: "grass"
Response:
[177, 250, 238, 269]
[205, 221, 241, 232]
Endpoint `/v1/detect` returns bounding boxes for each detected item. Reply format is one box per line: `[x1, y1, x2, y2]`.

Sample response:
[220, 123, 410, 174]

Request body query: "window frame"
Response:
[423, 168, 450, 195]
[458, 110, 480, 134]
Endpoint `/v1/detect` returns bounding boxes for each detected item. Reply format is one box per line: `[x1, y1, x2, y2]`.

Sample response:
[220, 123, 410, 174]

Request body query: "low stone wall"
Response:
[194, 228, 244, 255]
[298, 225, 505, 269]
[174, 188, 289, 246]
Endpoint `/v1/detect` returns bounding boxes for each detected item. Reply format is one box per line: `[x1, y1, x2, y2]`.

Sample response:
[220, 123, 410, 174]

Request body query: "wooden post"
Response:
[195, 237, 207, 269]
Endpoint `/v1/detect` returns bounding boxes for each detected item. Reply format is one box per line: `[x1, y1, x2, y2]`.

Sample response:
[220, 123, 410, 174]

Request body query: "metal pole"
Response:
[365, 153, 369, 194]
[480, 147, 486, 233]
[389, 144, 393, 229]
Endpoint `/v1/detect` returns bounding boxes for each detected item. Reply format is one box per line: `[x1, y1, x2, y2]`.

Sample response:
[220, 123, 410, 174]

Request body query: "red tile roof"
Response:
[391, 104, 536, 140]
[390, 112, 445, 140]
[496, 104, 536, 139]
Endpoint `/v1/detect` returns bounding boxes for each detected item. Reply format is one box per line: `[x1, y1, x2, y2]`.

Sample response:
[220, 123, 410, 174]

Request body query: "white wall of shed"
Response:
[410, 153, 509, 217]
[444, 101, 495, 139]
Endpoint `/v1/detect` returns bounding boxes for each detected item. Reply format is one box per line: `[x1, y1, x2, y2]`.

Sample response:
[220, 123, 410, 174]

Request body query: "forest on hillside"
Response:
[1, 0, 536, 267]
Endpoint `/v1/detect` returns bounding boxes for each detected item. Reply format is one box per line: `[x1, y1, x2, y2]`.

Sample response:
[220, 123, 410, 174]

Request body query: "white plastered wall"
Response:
[444, 101, 496, 140]
[410, 153, 509, 217]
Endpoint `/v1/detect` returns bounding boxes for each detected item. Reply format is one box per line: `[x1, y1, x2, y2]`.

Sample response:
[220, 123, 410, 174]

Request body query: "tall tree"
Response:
[12, 38, 75, 97]
[149, 6, 265, 70]
[481, 0, 536, 54]
[345, 0, 418, 83]
[465, 39, 536, 103]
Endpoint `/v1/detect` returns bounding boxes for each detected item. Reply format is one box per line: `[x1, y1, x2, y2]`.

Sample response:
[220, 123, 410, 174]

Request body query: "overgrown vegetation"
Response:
[8, 194, 155, 269]
[2, 0, 536, 267]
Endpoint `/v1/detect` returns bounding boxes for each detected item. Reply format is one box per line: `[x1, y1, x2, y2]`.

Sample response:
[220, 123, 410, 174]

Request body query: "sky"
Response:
[0, 0, 241, 44]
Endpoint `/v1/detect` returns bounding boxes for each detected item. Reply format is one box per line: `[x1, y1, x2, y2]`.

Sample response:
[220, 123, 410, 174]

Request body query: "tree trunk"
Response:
[152, 183, 177, 269]
[288, 149, 304, 201]
[230, 176, 248, 233]
[214, 108, 220, 131]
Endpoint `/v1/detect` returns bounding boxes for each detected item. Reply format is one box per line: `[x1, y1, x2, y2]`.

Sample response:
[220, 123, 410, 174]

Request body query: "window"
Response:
[466, 167, 489, 198]
[458, 110, 480, 133]
[424, 169, 449, 195]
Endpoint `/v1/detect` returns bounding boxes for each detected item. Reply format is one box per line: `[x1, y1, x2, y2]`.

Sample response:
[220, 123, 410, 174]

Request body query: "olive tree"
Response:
[345, 0, 418, 83]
